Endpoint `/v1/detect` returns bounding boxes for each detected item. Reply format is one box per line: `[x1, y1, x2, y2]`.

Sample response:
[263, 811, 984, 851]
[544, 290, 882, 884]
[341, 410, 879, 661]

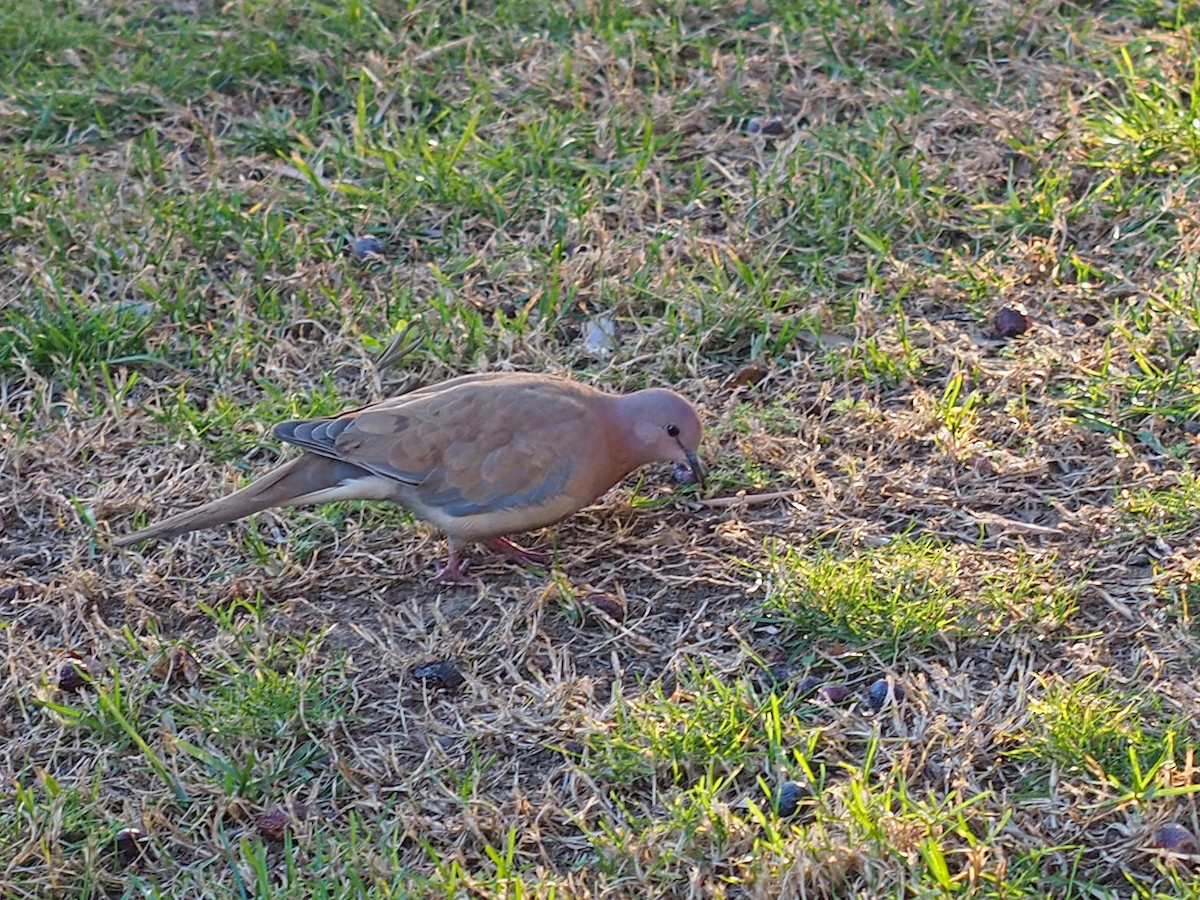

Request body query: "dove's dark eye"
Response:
[666, 423, 680, 438]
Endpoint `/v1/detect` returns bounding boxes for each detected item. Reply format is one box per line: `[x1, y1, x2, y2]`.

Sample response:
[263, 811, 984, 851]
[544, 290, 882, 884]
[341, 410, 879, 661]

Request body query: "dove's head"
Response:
[617, 388, 705, 488]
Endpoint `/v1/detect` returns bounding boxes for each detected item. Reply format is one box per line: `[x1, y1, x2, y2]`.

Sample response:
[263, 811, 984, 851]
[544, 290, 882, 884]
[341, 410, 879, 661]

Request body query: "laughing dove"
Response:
[115, 372, 705, 581]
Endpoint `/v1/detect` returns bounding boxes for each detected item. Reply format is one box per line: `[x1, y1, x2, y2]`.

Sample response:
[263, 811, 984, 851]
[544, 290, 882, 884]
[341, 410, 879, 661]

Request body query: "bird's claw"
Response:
[432, 550, 473, 583]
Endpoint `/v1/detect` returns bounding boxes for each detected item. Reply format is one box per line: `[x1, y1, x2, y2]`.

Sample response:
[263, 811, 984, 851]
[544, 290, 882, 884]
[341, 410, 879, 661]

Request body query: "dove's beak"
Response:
[685, 449, 705, 489]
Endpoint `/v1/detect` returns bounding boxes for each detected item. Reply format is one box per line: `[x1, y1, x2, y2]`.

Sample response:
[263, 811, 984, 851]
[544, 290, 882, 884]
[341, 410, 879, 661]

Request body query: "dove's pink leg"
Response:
[433, 541, 473, 583]
[484, 537, 551, 565]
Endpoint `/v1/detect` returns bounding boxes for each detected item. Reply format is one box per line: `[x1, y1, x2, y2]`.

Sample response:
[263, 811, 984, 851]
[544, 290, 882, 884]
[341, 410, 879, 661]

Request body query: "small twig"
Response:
[699, 490, 802, 509]
[1090, 585, 1136, 622]
[968, 509, 1065, 536]
[412, 35, 475, 64]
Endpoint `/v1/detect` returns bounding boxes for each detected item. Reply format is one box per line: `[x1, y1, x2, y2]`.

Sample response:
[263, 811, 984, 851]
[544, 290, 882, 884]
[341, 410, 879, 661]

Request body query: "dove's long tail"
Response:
[114, 455, 389, 546]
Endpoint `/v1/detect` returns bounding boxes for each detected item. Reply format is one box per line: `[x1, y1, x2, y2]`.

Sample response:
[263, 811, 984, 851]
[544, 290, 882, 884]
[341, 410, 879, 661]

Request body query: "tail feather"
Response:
[114, 455, 379, 546]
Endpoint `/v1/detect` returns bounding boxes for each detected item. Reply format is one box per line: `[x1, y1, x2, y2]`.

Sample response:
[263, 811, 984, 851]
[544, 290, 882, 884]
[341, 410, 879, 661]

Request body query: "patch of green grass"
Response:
[760, 538, 1078, 655]
[761, 537, 962, 655]
[833, 331, 932, 390]
[730, 395, 807, 436]
[1120, 472, 1200, 536]
[1, 0, 407, 147]
[930, 370, 984, 447]
[584, 662, 823, 787]
[182, 661, 342, 742]
[142, 374, 349, 458]
[180, 814, 574, 899]
[1086, 48, 1200, 175]
[582, 727, 1012, 896]
[1008, 674, 1190, 795]
[0, 290, 156, 381]
[702, 451, 780, 496]
[973, 551, 1081, 634]
[1060, 287, 1200, 441]
[180, 600, 348, 739]
[7, 771, 106, 856]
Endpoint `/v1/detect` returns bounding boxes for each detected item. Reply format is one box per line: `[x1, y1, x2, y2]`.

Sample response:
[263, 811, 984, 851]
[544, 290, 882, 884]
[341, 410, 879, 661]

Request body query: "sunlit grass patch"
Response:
[760, 538, 1079, 655]
[685, 454, 779, 499]
[580, 724, 1011, 896]
[1085, 48, 1200, 175]
[928, 371, 984, 448]
[760, 538, 961, 655]
[730, 396, 808, 437]
[1059, 284, 1200, 442]
[1007, 674, 1191, 794]
[1119, 472, 1200, 536]
[204, 815, 577, 899]
[831, 332, 933, 390]
[574, 663, 1029, 892]
[1062, 359, 1200, 439]
[583, 662, 822, 788]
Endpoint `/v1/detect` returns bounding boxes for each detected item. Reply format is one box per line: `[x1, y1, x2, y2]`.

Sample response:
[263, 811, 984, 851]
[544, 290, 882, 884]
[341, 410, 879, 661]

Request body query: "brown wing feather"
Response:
[274, 375, 605, 517]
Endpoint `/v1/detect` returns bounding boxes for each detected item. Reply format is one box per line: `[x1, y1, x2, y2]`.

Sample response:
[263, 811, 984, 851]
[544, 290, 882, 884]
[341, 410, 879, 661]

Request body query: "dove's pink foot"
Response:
[484, 537, 551, 566]
[432, 545, 473, 583]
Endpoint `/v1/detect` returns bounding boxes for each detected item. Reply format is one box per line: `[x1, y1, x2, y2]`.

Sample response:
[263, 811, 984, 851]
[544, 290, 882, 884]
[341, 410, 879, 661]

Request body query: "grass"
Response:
[760, 537, 1079, 655]
[5, 0, 1200, 896]
[1011, 672, 1185, 791]
[1121, 472, 1200, 535]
